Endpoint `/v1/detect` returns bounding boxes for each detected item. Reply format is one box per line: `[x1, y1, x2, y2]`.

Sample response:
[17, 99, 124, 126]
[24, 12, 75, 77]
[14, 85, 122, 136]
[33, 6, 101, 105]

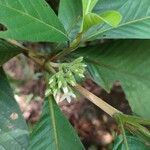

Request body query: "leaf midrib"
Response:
[85, 0, 92, 15]
[49, 99, 59, 150]
[0, 4, 68, 39]
[87, 15, 150, 39]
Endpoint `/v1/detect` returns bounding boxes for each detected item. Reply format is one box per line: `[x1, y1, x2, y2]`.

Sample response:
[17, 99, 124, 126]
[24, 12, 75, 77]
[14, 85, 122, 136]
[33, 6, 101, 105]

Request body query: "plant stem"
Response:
[7, 39, 121, 118]
[51, 47, 76, 61]
[51, 33, 82, 61]
[43, 61, 121, 117]
[117, 116, 129, 150]
[74, 84, 121, 117]
[7, 39, 30, 53]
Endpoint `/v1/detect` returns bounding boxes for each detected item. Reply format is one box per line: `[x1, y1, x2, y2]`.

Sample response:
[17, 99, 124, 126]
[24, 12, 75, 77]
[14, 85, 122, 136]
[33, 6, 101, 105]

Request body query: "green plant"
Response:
[0, 0, 150, 149]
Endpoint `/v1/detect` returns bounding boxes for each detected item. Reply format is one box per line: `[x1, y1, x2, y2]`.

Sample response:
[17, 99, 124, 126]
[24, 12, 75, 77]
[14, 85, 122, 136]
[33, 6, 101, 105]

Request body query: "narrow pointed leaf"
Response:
[119, 114, 150, 126]
[75, 40, 150, 119]
[135, 125, 150, 144]
[0, 68, 29, 150]
[0, 0, 68, 42]
[29, 96, 84, 150]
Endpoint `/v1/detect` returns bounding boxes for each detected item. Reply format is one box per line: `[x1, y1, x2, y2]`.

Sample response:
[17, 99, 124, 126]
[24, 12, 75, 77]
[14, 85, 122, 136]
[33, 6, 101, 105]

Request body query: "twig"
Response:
[6, 39, 121, 118]
[74, 84, 121, 117]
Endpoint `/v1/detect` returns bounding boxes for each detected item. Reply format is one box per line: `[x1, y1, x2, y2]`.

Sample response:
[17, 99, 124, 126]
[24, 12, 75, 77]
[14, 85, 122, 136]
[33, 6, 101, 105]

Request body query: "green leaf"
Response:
[84, 0, 150, 40]
[75, 40, 150, 119]
[83, 11, 122, 32]
[113, 134, 150, 150]
[130, 123, 150, 144]
[0, 39, 22, 65]
[58, 0, 82, 40]
[0, 0, 68, 42]
[29, 96, 84, 150]
[82, 0, 98, 15]
[0, 129, 28, 143]
[0, 68, 29, 150]
[117, 114, 150, 126]
[99, 11, 122, 27]
[114, 113, 150, 146]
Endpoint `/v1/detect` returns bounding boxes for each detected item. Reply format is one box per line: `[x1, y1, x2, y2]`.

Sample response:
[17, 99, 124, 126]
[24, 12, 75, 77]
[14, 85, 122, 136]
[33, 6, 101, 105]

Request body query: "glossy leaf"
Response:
[75, 40, 150, 119]
[0, 68, 29, 150]
[29, 96, 84, 150]
[58, 0, 82, 40]
[0, 39, 22, 65]
[0, 0, 68, 42]
[84, 0, 150, 40]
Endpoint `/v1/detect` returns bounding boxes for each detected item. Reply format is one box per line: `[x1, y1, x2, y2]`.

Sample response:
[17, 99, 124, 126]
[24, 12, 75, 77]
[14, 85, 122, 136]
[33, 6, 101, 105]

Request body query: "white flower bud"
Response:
[66, 96, 71, 103]
[63, 87, 69, 94]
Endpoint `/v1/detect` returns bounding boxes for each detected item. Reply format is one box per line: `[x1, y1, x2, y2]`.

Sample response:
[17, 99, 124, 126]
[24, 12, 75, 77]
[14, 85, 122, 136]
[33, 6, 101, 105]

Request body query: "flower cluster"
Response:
[45, 57, 86, 103]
